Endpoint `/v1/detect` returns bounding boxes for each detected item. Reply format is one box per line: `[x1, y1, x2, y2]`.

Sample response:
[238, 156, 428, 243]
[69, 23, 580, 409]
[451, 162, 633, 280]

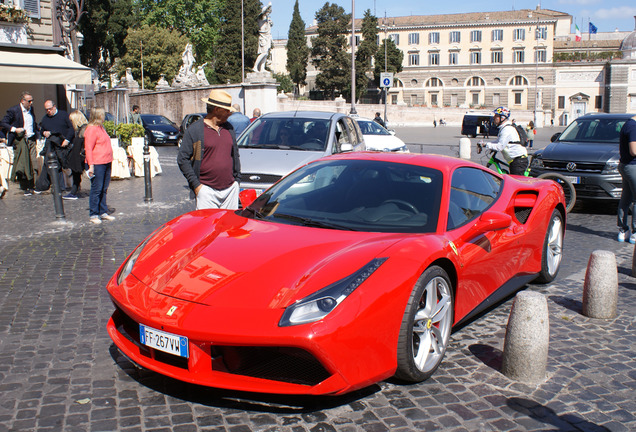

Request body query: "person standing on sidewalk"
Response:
[0, 91, 39, 195]
[65, 110, 89, 200]
[34, 100, 74, 193]
[617, 115, 636, 243]
[177, 89, 241, 210]
[84, 108, 114, 225]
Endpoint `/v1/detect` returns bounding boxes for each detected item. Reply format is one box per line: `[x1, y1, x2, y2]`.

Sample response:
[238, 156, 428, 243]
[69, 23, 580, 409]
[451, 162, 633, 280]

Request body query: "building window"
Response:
[514, 50, 525, 63]
[472, 93, 480, 105]
[492, 29, 503, 42]
[513, 28, 525, 41]
[428, 52, 439, 65]
[429, 32, 440, 44]
[468, 77, 485, 86]
[558, 96, 565, 109]
[451, 94, 458, 106]
[389, 34, 400, 45]
[513, 75, 528, 86]
[450, 31, 461, 43]
[408, 33, 420, 45]
[470, 30, 482, 43]
[514, 92, 522, 105]
[349, 35, 360, 46]
[595, 95, 603, 109]
[491, 51, 503, 63]
[426, 77, 442, 87]
[16, 0, 40, 18]
[535, 26, 548, 40]
[430, 93, 438, 106]
[493, 93, 500, 106]
[470, 51, 481, 64]
[535, 49, 547, 63]
[409, 54, 420, 66]
[449, 52, 458, 65]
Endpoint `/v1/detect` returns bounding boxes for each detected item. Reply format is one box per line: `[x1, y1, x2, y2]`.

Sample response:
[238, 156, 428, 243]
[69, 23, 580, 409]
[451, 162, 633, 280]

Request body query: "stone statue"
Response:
[182, 43, 195, 76]
[254, 3, 273, 73]
[173, 43, 200, 87]
[196, 63, 209, 85]
[156, 74, 171, 90]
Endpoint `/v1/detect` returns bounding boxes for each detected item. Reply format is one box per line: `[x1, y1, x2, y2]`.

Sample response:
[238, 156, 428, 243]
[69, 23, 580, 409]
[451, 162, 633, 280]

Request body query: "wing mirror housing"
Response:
[550, 132, 561, 142]
[239, 189, 257, 208]
[472, 211, 512, 233]
[340, 143, 353, 152]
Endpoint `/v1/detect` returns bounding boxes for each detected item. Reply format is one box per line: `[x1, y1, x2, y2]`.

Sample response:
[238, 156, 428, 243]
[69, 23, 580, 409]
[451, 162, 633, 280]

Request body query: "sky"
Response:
[265, 0, 636, 40]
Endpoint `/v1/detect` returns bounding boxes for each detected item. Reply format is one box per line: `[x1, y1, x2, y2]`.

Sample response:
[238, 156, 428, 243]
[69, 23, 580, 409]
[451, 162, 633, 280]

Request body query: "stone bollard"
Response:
[501, 291, 549, 383]
[459, 137, 471, 160]
[583, 250, 618, 319]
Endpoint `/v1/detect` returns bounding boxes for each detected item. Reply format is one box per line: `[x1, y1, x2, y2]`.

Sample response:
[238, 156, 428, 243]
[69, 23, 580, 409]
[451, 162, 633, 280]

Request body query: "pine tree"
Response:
[354, 10, 378, 102]
[311, 3, 351, 100]
[374, 38, 403, 85]
[286, 0, 309, 96]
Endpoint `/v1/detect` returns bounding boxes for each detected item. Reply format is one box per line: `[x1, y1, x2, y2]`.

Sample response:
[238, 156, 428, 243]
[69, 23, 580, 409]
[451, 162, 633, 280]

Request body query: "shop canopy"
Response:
[0, 50, 91, 85]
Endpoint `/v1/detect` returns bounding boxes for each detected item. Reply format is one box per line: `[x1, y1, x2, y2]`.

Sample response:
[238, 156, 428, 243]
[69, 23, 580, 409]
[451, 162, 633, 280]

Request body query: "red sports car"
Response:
[107, 152, 565, 395]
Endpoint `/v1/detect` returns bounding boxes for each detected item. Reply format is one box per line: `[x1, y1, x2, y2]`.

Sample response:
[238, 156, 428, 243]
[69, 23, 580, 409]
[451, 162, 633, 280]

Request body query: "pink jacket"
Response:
[84, 124, 113, 166]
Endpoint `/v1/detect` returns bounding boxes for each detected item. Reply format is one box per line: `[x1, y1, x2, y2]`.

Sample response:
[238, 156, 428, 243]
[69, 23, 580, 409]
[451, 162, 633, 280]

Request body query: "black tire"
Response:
[535, 209, 564, 284]
[394, 266, 454, 382]
[538, 172, 576, 213]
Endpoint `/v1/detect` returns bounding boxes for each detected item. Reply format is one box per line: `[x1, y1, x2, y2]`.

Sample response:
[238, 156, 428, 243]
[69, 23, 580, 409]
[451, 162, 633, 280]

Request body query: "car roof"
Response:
[260, 111, 347, 120]
[576, 113, 634, 120]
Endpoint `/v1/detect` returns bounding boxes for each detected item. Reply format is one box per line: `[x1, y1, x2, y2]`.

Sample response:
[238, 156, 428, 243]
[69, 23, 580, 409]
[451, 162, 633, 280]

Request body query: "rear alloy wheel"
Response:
[535, 209, 564, 283]
[395, 266, 454, 382]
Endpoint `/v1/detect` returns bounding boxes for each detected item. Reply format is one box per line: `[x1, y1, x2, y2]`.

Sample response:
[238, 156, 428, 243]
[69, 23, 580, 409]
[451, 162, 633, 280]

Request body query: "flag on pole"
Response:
[575, 24, 582, 41]
[589, 22, 598, 34]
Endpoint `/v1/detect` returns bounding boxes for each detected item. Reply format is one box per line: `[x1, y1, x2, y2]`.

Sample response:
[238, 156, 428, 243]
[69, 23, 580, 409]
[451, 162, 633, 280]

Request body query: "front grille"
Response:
[211, 346, 331, 386]
[542, 160, 605, 173]
[240, 173, 282, 184]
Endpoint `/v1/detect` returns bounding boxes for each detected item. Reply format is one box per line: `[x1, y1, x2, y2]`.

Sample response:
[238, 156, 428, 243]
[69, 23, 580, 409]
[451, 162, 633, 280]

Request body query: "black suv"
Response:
[530, 113, 633, 201]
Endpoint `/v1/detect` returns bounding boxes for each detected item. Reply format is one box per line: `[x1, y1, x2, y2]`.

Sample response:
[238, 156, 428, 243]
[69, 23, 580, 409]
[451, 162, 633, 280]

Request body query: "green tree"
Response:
[118, 24, 189, 90]
[79, 0, 137, 75]
[212, 0, 262, 84]
[353, 10, 378, 102]
[286, 0, 309, 96]
[273, 73, 294, 94]
[311, 3, 351, 100]
[136, 0, 223, 79]
[374, 37, 403, 89]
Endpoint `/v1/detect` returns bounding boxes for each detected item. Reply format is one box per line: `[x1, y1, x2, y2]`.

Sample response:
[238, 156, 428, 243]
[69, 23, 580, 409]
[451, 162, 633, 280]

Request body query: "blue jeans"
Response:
[89, 163, 111, 217]
[617, 163, 636, 232]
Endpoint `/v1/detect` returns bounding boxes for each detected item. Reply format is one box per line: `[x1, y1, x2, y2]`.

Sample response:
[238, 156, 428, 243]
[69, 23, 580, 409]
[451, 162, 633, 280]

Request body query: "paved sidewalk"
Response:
[0, 148, 634, 431]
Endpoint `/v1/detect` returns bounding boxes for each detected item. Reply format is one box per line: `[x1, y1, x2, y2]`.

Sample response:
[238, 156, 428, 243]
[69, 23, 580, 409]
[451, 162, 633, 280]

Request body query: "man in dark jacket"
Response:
[177, 89, 241, 210]
[33, 100, 74, 193]
[0, 91, 39, 194]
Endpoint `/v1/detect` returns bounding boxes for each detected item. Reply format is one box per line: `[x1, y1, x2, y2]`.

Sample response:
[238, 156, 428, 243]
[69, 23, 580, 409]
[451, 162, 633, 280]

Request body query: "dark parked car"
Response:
[140, 114, 180, 146]
[530, 113, 633, 201]
[177, 112, 206, 147]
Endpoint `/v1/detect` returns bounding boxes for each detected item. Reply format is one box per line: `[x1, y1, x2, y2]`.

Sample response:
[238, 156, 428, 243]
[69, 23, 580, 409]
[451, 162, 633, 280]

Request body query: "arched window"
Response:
[426, 77, 443, 87]
[466, 76, 485, 87]
[509, 75, 529, 86]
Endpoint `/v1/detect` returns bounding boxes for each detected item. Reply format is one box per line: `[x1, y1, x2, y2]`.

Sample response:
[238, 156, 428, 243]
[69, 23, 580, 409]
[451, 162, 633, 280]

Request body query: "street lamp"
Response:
[350, 0, 357, 115]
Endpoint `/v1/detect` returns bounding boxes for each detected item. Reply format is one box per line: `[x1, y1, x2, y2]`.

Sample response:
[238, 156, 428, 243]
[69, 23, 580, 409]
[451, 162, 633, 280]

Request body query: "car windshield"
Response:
[238, 117, 330, 151]
[240, 159, 442, 233]
[143, 115, 174, 126]
[558, 117, 626, 143]
[357, 120, 391, 136]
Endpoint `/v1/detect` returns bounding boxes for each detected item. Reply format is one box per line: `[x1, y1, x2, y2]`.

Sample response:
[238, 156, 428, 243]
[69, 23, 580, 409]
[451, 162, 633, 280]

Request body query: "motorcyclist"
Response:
[477, 106, 528, 175]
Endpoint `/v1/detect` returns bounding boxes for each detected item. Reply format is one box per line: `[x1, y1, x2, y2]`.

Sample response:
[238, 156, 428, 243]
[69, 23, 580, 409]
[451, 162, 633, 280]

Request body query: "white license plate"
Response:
[563, 175, 580, 184]
[139, 324, 189, 358]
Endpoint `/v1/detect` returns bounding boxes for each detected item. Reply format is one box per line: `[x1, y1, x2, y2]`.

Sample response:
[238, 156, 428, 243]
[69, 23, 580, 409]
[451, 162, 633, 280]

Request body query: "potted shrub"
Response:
[114, 123, 145, 148]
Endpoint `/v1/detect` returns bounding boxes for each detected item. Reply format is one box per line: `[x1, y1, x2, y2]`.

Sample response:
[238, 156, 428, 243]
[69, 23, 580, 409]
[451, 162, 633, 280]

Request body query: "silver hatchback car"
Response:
[238, 111, 366, 193]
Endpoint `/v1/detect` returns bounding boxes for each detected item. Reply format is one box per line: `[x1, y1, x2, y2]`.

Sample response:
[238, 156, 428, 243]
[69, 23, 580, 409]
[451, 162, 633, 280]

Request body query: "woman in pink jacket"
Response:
[84, 108, 114, 224]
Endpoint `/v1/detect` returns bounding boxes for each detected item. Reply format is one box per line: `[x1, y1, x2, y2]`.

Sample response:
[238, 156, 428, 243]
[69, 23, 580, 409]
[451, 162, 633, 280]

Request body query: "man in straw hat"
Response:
[177, 89, 241, 209]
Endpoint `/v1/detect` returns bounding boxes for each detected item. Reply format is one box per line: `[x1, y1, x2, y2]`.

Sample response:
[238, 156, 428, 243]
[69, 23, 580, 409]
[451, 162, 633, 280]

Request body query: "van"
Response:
[461, 113, 494, 138]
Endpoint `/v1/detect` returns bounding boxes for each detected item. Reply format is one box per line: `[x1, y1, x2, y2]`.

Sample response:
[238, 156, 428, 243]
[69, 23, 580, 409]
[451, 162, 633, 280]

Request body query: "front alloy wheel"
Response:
[395, 266, 454, 382]
[535, 209, 564, 283]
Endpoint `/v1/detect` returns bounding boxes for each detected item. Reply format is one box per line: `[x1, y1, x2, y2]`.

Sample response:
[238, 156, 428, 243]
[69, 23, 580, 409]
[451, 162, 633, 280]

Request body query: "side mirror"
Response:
[550, 133, 561, 142]
[239, 189, 257, 208]
[339, 143, 353, 152]
[472, 211, 512, 233]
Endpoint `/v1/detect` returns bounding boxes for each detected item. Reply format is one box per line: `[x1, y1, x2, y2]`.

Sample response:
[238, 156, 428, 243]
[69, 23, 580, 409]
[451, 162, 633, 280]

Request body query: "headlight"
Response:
[279, 258, 387, 326]
[530, 157, 544, 168]
[152, 130, 166, 138]
[604, 160, 619, 174]
[116, 227, 163, 285]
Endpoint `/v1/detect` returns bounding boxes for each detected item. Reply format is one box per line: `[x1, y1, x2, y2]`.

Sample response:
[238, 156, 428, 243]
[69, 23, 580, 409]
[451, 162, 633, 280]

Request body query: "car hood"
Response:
[538, 141, 618, 163]
[239, 148, 325, 176]
[146, 124, 178, 133]
[131, 211, 403, 309]
[363, 135, 406, 151]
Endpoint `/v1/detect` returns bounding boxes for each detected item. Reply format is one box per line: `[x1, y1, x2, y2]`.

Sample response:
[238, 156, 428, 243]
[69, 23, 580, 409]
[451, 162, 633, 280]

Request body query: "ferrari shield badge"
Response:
[449, 241, 458, 256]
[167, 306, 178, 316]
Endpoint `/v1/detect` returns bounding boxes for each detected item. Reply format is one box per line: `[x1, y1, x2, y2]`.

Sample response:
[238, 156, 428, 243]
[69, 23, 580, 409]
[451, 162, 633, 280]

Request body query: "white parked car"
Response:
[355, 117, 409, 153]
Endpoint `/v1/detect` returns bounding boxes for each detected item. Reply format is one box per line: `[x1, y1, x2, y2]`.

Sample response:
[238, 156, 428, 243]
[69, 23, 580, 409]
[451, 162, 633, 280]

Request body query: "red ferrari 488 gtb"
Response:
[107, 152, 565, 395]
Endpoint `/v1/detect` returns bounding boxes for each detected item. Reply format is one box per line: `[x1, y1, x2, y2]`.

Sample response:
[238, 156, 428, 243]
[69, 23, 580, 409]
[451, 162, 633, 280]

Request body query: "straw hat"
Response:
[201, 89, 237, 112]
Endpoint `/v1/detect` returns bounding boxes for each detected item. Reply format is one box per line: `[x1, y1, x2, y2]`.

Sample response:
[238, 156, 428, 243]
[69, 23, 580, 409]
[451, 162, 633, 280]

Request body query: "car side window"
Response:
[333, 120, 352, 153]
[447, 167, 502, 230]
[344, 117, 363, 146]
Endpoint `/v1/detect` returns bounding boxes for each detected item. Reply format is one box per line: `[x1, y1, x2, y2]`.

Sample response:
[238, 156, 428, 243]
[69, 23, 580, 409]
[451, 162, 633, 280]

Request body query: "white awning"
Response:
[0, 50, 91, 85]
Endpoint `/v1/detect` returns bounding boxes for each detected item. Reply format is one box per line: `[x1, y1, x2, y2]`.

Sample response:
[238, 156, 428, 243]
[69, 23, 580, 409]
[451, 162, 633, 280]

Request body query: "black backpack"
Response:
[507, 124, 529, 147]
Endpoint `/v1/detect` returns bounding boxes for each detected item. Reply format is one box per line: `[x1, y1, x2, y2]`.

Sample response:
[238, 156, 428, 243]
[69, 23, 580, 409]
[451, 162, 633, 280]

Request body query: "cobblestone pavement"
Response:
[0, 139, 634, 432]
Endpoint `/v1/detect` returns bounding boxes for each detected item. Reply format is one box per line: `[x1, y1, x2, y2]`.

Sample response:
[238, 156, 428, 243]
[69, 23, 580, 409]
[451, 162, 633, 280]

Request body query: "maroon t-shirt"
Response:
[199, 124, 235, 190]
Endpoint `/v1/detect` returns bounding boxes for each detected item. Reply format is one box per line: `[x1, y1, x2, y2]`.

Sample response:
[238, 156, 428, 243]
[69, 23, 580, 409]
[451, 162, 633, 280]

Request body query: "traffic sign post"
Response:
[380, 72, 393, 127]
